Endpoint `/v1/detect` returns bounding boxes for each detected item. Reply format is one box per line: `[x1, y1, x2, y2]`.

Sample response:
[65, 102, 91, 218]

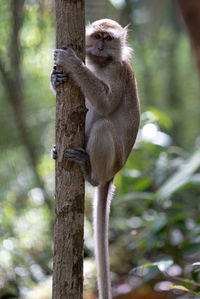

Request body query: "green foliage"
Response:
[0, 0, 200, 298]
[109, 113, 200, 294]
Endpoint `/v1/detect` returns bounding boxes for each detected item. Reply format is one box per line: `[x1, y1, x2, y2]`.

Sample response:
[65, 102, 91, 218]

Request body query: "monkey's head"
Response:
[86, 19, 132, 65]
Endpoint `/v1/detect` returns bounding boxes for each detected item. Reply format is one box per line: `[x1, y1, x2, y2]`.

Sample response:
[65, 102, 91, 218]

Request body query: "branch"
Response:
[0, 55, 12, 91]
[177, 0, 200, 77]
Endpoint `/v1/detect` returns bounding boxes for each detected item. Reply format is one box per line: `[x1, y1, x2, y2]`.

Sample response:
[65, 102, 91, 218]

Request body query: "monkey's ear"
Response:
[122, 24, 130, 39]
[86, 21, 91, 29]
[86, 23, 94, 36]
[124, 24, 130, 30]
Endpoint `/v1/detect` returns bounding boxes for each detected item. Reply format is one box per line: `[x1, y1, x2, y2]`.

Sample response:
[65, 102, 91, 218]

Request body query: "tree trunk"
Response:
[53, 1, 86, 299]
[177, 0, 200, 77]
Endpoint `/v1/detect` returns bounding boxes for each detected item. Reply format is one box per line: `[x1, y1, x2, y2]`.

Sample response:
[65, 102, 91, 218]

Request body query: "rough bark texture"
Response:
[177, 0, 200, 77]
[53, 1, 86, 299]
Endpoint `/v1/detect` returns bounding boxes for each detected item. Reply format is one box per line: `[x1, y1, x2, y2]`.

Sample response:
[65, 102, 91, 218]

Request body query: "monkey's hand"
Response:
[50, 66, 68, 91]
[54, 47, 81, 73]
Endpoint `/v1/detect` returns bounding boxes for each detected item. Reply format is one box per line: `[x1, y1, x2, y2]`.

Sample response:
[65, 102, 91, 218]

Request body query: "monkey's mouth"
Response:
[87, 53, 112, 65]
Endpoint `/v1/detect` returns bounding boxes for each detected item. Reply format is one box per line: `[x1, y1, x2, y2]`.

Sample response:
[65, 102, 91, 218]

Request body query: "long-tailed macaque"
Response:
[51, 19, 140, 299]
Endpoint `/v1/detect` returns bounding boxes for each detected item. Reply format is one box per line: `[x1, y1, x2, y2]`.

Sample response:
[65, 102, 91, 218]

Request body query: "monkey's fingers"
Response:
[51, 74, 68, 86]
[54, 76, 68, 83]
[54, 73, 68, 77]
[52, 69, 67, 75]
[53, 49, 61, 66]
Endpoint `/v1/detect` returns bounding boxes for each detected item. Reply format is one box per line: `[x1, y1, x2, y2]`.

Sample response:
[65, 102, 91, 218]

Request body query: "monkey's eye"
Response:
[94, 33, 101, 40]
[105, 35, 113, 41]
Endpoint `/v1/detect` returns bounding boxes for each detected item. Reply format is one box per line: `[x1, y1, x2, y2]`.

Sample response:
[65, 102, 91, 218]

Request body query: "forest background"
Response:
[0, 0, 200, 298]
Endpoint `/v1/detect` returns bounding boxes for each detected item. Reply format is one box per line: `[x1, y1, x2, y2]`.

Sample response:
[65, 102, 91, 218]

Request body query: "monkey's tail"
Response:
[93, 179, 115, 299]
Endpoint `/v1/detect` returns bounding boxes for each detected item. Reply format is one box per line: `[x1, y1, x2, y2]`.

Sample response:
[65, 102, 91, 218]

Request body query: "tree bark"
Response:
[177, 0, 200, 77]
[53, 1, 86, 299]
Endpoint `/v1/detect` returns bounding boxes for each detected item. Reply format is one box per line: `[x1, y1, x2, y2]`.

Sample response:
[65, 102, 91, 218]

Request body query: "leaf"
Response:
[156, 150, 200, 201]
[150, 217, 167, 233]
[181, 242, 200, 255]
[141, 262, 155, 270]
[134, 177, 152, 191]
[148, 107, 173, 130]
[170, 285, 195, 294]
[193, 262, 200, 267]
[137, 259, 173, 272]
[154, 260, 173, 272]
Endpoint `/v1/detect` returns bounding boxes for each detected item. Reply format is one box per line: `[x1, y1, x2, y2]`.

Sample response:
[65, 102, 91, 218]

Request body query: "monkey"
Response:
[51, 19, 140, 299]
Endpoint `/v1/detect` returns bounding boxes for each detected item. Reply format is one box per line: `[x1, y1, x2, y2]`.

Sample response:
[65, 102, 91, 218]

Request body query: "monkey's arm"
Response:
[54, 48, 121, 115]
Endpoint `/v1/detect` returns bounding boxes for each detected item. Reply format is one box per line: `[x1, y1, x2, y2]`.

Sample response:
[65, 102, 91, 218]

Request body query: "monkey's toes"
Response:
[65, 148, 89, 164]
[51, 145, 57, 160]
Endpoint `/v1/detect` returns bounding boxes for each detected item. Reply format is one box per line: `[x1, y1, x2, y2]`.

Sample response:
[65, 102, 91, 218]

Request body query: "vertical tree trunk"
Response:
[53, 1, 85, 299]
[177, 0, 200, 77]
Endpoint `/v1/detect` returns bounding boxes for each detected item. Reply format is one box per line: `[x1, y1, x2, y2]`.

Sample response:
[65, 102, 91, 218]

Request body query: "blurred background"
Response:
[0, 0, 200, 298]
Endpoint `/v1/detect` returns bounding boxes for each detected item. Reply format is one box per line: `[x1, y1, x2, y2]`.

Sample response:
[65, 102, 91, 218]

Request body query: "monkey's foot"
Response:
[51, 144, 57, 160]
[65, 148, 89, 165]
[51, 66, 68, 87]
[65, 148, 98, 186]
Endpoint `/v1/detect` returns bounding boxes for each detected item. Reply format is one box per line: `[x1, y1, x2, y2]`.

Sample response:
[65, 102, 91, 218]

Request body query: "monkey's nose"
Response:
[97, 40, 104, 51]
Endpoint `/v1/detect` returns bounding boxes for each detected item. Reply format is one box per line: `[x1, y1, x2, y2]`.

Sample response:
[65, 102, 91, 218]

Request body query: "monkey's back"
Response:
[109, 62, 140, 162]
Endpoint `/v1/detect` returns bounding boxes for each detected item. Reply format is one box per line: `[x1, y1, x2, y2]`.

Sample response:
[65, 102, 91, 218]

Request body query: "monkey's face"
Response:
[86, 31, 121, 65]
[86, 19, 126, 65]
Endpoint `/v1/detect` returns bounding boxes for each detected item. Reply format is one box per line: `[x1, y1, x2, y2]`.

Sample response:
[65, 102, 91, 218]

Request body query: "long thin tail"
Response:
[93, 180, 115, 299]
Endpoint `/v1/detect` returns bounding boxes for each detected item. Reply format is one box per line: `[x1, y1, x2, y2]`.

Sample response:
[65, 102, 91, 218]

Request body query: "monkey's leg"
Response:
[87, 119, 123, 185]
[65, 148, 98, 186]
[51, 145, 97, 184]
